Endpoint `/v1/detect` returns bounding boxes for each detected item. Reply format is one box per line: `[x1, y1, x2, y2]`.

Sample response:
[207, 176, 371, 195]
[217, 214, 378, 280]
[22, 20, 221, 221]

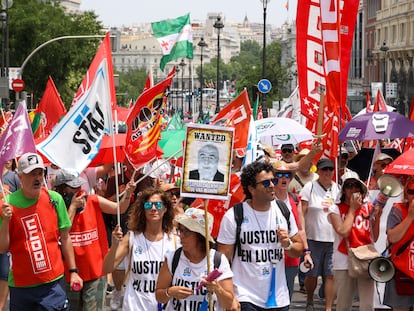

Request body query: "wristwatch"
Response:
[69, 268, 79, 274]
[284, 239, 293, 250]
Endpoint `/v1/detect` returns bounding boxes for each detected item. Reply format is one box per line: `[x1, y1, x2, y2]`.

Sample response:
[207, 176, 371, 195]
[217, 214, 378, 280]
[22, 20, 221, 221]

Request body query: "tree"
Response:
[7, 0, 104, 108]
[115, 68, 149, 105]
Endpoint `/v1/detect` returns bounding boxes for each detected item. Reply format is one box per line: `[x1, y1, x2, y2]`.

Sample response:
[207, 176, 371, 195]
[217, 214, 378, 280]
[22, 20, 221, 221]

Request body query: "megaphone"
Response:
[368, 257, 395, 282]
[374, 174, 403, 208]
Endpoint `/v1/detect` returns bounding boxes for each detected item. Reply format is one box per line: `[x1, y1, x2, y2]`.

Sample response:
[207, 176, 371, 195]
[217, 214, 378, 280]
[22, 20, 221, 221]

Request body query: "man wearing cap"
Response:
[367, 152, 394, 190]
[280, 144, 295, 164]
[53, 169, 136, 310]
[0, 152, 82, 310]
[217, 161, 303, 310]
[299, 158, 340, 311]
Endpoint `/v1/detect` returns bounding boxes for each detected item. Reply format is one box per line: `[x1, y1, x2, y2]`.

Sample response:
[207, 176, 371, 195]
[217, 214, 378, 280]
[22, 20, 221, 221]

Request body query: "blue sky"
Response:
[81, 0, 298, 27]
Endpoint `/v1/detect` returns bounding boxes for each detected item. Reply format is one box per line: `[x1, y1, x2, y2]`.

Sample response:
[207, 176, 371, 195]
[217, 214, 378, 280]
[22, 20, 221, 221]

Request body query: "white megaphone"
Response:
[374, 174, 403, 208]
[368, 257, 395, 282]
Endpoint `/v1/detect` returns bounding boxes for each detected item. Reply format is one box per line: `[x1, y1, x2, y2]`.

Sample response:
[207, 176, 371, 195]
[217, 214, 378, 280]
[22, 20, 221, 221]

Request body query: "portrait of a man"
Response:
[189, 143, 225, 182]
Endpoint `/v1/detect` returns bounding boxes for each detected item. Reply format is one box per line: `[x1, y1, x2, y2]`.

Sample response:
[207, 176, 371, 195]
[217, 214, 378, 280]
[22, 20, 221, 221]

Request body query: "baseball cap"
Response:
[17, 153, 45, 174]
[281, 144, 294, 151]
[174, 208, 215, 243]
[316, 158, 334, 169]
[54, 170, 86, 188]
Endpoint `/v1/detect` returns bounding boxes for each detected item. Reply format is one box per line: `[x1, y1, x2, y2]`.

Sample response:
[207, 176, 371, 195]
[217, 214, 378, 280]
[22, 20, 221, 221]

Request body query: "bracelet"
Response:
[303, 248, 311, 255]
[284, 239, 293, 251]
[165, 287, 171, 298]
[69, 268, 78, 274]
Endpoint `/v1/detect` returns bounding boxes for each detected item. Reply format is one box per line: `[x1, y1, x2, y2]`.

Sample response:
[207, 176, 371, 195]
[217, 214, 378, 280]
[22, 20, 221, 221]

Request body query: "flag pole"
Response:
[203, 198, 213, 311]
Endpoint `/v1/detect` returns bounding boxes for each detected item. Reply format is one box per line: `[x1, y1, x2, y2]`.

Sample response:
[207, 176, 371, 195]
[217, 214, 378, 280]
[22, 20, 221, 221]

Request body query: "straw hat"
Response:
[174, 208, 215, 243]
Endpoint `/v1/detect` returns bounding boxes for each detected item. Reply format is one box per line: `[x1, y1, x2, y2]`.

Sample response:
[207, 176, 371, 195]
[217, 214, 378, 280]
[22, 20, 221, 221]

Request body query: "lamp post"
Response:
[0, 0, 12, 110]
[197, 37, 207, 121]
[260, 0, 270, 118]
[213, 16, 224, 114]
[380, 41, 389, 100]
[179, 59, 186, 119]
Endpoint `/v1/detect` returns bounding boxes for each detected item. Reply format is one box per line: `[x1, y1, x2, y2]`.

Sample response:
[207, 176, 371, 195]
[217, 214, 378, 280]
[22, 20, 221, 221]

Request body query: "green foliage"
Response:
[115, 68, 149, 105]
[7, 0, 104, 108]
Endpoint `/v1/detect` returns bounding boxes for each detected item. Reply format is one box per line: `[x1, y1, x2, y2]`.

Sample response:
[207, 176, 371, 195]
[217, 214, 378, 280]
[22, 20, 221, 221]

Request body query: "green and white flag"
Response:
[151, 13, 193, 71]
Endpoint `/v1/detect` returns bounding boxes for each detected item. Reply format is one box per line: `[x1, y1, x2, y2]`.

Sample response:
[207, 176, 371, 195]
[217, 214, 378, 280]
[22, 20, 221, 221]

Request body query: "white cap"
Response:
[17, 153, 44, 174]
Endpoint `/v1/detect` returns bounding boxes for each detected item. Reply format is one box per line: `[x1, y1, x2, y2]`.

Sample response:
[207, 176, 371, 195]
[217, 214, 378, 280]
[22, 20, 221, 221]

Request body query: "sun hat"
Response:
[374, 153, 393, 162]
[294, 148, 310, 162]
[54, 170, 87, 188]
[340, 171, 368, 198]
[271, 160, 296, 173]
[174, 208, 215, 243]
[17, 153, 45, 174]
[161, 183, 180, 192]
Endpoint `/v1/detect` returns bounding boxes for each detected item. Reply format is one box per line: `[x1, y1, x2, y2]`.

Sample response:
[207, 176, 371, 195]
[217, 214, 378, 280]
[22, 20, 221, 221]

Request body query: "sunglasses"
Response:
[275, 172, 292, 179]
[344, 182, 361, 190]
[407, 189, 414, 195]
[256, 178, 278, 187]
[340, 153, 349, 160]
[169, 191, 180, 198]
[143, 201, 164, 210]
[320, 167, 334, 171]
[176, 226, 192, 236]
[281, 148, 294, 153]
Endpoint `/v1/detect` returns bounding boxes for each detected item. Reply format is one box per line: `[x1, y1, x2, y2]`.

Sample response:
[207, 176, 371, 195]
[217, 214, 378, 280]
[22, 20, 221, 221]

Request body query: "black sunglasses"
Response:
[282, 148, 294, 153]
[407, 189, 414, 195]
[275, 172, 292, 179]
[320, 167, 334, 171]
[256, 178, 278, 188]
[169, 191, 180, 197]
[344, 182, 361, 190]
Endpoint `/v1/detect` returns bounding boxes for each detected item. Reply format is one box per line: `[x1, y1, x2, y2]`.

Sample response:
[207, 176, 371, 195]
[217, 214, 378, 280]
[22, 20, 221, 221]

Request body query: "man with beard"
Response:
[189, 144, 224, 182]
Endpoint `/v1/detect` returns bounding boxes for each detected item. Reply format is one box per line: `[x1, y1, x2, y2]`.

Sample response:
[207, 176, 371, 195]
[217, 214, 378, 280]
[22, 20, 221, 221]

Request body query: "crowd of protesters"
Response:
[0, 137, 413, 311]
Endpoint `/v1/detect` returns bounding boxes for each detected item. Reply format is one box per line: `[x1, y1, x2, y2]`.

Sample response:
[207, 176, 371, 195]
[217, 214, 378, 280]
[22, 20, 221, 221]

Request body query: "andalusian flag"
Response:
[151, 13, 193, 71]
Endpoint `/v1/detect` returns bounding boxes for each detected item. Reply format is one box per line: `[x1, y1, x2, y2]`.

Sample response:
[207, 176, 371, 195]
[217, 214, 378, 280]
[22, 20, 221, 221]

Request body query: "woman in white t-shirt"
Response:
[155, 208, 234, 311]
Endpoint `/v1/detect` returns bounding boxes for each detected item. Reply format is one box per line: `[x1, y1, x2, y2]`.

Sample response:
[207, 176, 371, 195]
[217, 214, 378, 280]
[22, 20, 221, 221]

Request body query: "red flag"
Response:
[143, 74, 153, 92]
[409, 96, 414, 121]
[211, 89, 252, 157]
[373, 89, 388, 112]
[125, 74, 174, 169]
[35, 76, 67, 135]
[296, 0, 359, 160]
[366, 91, 372, 113]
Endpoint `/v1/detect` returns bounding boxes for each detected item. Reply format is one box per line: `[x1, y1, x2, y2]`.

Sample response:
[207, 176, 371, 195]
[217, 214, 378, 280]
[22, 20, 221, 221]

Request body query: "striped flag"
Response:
[151, 13, 193, 71]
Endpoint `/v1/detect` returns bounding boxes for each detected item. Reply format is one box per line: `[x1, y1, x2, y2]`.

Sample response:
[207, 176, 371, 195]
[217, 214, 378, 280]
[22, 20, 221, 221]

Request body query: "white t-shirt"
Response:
[165, 249, 233, 311]
[123, 232, 178, 311]
[299, 180, 339, 242]
[217, 200, 298, 308]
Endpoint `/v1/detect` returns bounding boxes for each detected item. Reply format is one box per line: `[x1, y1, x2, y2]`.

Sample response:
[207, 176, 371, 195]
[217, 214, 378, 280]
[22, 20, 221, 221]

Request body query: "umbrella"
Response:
[339, 111, 414, 141]
[89, 133, 126, 166]
[347, 148, 401, 181]
[355, 104, 395, 116]
[384, 147, 414, 175]
[255, 117, 313, 146]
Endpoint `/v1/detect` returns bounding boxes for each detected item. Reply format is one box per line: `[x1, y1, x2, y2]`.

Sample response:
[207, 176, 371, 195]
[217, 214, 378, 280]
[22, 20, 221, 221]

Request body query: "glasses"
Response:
[407, 189, 414, 195]
[176, 227, 193, 236]
[320, 167, 334, 171]
[344, 182, 361, 190]
[256, 178, 278, 187]
[340, 153, 349, 160]
[143, 201, 164, 210]
[275, 172, 292, 179]
[281, 148, 294, 153]
[169, 191, 180, 198]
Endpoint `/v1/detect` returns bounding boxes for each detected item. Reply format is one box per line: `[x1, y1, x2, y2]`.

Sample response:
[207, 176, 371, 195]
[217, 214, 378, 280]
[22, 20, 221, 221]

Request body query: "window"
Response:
[400, 23, 405, 41]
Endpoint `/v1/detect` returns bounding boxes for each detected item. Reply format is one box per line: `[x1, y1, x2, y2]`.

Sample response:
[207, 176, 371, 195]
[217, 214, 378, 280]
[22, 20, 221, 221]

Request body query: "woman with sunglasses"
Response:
[273, 160, 313, 302]
[383, 177, 414, 311]
[327, 172, 381, 311]
[155, 208, 234, 310]
[103, 188, 177, 311]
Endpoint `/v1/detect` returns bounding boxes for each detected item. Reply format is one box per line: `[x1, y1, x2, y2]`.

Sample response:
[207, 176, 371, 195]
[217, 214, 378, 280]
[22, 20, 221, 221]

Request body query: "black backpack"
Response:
[171, 247, 222, 275]
[233, 199, 291, 259]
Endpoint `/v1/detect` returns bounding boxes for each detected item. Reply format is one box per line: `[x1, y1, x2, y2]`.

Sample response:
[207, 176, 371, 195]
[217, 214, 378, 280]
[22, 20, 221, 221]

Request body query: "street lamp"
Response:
[213, 16, 224, 114]
[260, 0, 270, 118]
[179, 59, 186, 119]
[380, 41, 389, 100]
[0, 0, 12, 110]
[197, 37, 207, 121]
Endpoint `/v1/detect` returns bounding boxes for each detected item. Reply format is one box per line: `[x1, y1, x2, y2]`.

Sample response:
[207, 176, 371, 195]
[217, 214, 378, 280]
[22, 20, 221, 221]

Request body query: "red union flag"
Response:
[296, 0, 358, 159]
[125, 75, 174, 169]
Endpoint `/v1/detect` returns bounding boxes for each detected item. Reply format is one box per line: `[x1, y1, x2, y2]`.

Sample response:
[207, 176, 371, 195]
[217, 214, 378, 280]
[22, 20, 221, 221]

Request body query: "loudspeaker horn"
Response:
[368, 257, 395, 283]
[374, 174, 403, 208]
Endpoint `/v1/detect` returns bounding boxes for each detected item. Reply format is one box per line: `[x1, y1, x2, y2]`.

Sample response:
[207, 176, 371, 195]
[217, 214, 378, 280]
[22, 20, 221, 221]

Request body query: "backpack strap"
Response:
[213, 249, 222, 269]
[171, 247, 183, 276]
[294, 174, 304, 187]
[276, 199, 291, 232]
[288, 191, 299, 206]
[233, 202, 244, 260]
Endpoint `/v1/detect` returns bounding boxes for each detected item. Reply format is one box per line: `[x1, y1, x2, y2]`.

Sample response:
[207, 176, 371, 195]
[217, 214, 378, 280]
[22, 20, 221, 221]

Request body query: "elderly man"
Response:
[189, 143, 224, 182]
[0, 152, 82, 310]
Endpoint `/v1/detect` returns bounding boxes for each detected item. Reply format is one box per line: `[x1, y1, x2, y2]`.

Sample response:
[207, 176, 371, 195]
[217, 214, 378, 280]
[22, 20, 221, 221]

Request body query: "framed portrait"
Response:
[181, 124, 234, 200]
